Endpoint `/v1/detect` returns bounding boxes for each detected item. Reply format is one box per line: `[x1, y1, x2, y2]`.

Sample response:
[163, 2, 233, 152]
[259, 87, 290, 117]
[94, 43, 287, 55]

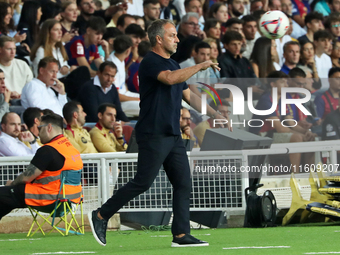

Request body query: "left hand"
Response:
[10, 91, 20, 99]
[51, 78, 66, 95]
[21, 43, 30, 53]
[99, 39, 109, 52]
[114, 121, 123, 137]
[5, 180, 13, 186]
[299, 119, 313, 130]
[20, 131, 35, 142]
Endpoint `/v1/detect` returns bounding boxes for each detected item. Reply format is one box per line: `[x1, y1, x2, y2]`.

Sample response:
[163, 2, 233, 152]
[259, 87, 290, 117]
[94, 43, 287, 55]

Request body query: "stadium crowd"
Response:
[0, 0, 340, 172]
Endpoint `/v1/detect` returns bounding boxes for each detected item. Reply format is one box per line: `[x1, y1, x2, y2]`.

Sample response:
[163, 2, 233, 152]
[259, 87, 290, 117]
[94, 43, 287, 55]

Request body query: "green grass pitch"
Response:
[1, 225, 340, 255]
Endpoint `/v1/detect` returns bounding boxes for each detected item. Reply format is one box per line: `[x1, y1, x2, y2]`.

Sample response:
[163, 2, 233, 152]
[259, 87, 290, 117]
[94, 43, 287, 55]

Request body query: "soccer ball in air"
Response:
[259, 11, 290, 40]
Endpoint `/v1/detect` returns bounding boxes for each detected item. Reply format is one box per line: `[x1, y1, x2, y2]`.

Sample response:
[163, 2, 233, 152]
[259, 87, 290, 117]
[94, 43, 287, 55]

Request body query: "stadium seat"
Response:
[27, 170, 84, 237]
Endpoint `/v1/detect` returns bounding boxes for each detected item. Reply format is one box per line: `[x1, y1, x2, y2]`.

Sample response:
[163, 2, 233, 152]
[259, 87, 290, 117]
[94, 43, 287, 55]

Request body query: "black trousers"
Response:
[0, 184, 26, 220]
[100, 135, 191, 235]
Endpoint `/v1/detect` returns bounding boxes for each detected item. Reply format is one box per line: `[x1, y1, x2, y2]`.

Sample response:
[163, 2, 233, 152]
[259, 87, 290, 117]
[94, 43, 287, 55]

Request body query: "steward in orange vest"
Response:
[0, 113, 83, 220]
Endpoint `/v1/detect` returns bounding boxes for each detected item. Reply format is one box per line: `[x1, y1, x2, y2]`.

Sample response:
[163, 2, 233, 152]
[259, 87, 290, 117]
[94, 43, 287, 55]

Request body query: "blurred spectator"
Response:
[107, 35, 140, 117]
[159, 0, 181, 25]
[177, 12, 204, 42]
[65, 16, 109, 77]
[116, 14, 136, 32]
[106, 0, 128, 28]
[228, 0, 244, 18]
[314, 0, 331, 16]
[60, 1, 79, 43]
[331, 39, 340, 67]
[124, 24, 146, 69]
[203, 38, 221, 78]
[325, 13, 340, 40]
[0, 2, 24, 44]
[40, 1, 62, 24]
[241, 15, 260, 59]
[94, 0, 103, 10]
[21, 57, 67, 117]
[329, 0, 340, 14]
[218, 31, 263, 97]
[127, 41, 151, 93]
[0, 112, 40, 156]
[225, 17, 247, 53]
[77, 61, 129, 122]
[0, 69, 10, 121]
[63, 101, 98, 153]
[298, 12, 324, 43]
[275, 34, 293, 67]
[193, 99, 230, 146]
[281, 41, 300, 74]
[103, 27, 123, 54]
[291, 0, 311, 27]
[268, 0, 281, 10]
[89, 103, 127, 152]
[134, 15, 145, 31]
[281, 0, 306, 39]
[184, 0, 204, 27]
[0, 36, 33, 97]
[17, 1, 42, 49]
[207, 3, 229, 34]
[9, 0, 22, 27]
[314, 67, 340, 119]
[314, 30, 333, 79]
[203, 18, 221, 54]
[143, 0, 161, 30]
[22, 107, 43, 146]
[297, 41, 319, 81]
[250, 37, 280, 78]
[180, 108, 198, 148]
[180, 41, 211, 96]
[31, 20, 72, 79]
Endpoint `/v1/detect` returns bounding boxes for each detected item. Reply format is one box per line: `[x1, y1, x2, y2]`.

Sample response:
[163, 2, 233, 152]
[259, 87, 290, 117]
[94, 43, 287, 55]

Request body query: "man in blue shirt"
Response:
[280, 41, 300, 74]
[88, 19, 228, 248]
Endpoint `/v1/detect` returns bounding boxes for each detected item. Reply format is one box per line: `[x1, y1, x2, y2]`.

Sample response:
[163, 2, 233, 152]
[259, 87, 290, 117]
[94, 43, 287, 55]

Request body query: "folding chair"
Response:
[27, 170, 84, 237]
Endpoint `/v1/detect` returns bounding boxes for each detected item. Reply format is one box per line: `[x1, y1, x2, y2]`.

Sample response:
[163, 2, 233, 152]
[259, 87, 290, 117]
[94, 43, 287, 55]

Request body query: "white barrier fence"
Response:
[1, 140, 340, 217]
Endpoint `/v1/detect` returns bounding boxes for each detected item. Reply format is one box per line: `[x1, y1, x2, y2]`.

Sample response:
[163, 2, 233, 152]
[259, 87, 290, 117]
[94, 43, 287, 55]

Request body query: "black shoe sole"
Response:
[88, 211, 106, 246]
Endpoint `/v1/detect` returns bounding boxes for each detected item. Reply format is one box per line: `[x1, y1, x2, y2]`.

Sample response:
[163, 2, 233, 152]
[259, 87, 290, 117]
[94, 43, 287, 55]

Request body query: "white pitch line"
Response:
[151, 234, 211, 238]
[32, 252, 96, 255]
[223, 246, 291, 250]
[305, 252, 340, 254]
[0, 238, 41, 242]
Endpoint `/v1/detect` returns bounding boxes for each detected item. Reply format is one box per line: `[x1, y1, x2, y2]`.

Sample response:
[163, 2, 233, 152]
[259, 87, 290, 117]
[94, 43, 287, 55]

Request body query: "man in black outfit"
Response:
[88, 19, 228, 247]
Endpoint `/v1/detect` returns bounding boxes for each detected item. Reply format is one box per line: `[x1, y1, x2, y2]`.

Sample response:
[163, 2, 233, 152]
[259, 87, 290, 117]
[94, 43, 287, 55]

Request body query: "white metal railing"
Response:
[1, 140, 339, 216]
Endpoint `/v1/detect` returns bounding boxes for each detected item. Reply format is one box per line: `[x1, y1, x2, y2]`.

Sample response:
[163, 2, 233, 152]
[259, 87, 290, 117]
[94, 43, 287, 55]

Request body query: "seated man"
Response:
[280, 41, 300, 74]
[77, 61, 129, 122]
[22, 107, 44, 146]
[63, 101, 98, 154]
[0, 68, 10, 121]
[65, 16, 109, 77]
[0, 113, 83, 220]
[180, 108, 199, 148]
[180, 41, 211, 97]
[107, 35, 140, 117]
[249, 71, 316, 172]
[0, 36, 33, 97]
[218, 31, 263, 98]
[193, 100, 230, 146]
[314, 67, 340, 120]
[21, 57, 67, 117]
[89, 103, 127, 152]
[0, 112, 40, 156]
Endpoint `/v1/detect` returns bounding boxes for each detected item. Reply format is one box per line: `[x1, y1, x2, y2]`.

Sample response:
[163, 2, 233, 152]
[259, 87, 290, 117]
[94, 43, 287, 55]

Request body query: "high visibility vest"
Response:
[25, 135, 83, 207]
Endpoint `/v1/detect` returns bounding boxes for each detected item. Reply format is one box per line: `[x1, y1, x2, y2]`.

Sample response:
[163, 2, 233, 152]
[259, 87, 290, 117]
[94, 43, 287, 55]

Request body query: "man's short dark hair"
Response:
[194, 41, 211, 53]
[283, 41, 300, 53]
[98, 103, 116, 115]
[329, 67, 340, 78]
[225, 18, 243, 28]
[305, 11, 324, 24]
[143, 0, 159, 7]
[252, 10, 266, 21]
[99, 61, 117, 73]
[266, 71, 289, 88]
[117, 14, 135, 28]
[41, 113, 64, 130]
[63, 101, 81, 124]
[103, 27, 123, 41]
[86, 16, 106, 34]
[138, 41, 151, 57]
[0, 68, 3, 73]
[209, 99, 230, 111]
[241, 15, 256, 24]
[222, 31, 243, 45]
[42, 109, 55, 116]
[314, 29, 333, 41]
[125, 23, 146, 38]
[289, 67, 307, 78]
[184, 0, 196, 8]
[23, 107, 43, 129]
[113, 35, 133, 54]
[38, 57, 59, 72]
